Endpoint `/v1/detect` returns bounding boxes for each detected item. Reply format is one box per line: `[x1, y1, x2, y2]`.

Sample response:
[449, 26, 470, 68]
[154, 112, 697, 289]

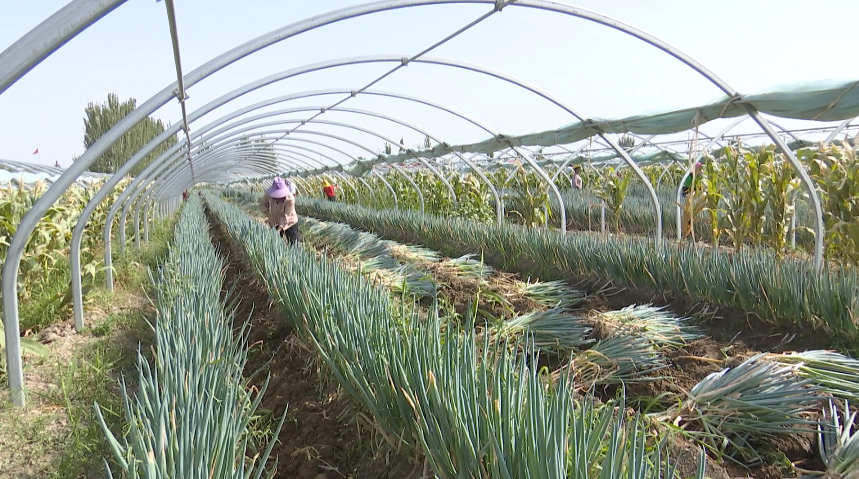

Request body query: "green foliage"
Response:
[806, 142, 859, 266]
[505, 166, 552, 227]
[0, 216, 172, 478]
[594, 166, 633, 233]
[81, 93, 177, 176]
[0, 178, 130, 332]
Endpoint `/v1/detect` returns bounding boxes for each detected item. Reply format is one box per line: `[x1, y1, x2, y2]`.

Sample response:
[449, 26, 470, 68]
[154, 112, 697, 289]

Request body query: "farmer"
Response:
[260, 177, 299, 245]
[571, 166, 583, 190]
[681, 163, 703, 197]
[322, 182, 337, 202]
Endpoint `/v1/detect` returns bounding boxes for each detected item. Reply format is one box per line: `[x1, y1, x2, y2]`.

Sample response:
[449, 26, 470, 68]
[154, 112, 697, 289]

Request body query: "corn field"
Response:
[282, 143, 859, 267]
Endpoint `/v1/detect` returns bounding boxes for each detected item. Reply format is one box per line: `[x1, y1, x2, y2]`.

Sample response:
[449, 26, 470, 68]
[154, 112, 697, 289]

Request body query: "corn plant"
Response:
[505, 166, 552, 227]
[806, 142, 859, 266]
[0, 321, 50, 374]
[594, 166, 633, 233]
[700, 158, 723, 244]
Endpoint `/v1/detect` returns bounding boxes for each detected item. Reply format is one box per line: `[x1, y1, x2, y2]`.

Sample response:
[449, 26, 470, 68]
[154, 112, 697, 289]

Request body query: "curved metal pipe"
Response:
[373, 170, 398, 209]
[388, 162, 424, 212]
[0, 0, 127, 95]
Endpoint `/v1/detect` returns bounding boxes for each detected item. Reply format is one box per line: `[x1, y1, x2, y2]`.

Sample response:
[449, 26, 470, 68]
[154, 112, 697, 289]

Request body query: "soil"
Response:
[0, 279, 151, 479]
[300, 215, 545, 321]
[206, 210, 421, 479]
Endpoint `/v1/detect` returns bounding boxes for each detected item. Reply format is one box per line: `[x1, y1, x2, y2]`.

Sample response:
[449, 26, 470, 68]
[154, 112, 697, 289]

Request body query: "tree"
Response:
[80, 93, 177, 176]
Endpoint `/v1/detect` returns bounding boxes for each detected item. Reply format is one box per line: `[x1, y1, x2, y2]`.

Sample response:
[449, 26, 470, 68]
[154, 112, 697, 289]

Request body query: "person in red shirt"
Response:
[322, 182, 337, 202]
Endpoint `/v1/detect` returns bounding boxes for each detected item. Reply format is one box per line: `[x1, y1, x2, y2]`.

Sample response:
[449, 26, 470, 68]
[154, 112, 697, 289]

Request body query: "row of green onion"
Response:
[95, 196, 283, 479]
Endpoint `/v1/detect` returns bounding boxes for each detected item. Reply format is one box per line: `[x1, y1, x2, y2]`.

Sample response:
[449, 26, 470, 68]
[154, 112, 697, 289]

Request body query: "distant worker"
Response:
[322, 182, 338, 202]
[285, 178, 298, 196]
[681, 163, 703, 197]
[260, 177, 299, 245]
[54, 161, 61, 168]
[182, 189, 189, 201]
[571, 166, 583, 190]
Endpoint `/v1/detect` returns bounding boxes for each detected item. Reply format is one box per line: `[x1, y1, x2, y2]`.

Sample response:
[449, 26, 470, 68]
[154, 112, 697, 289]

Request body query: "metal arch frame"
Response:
[387, 162, 425, 212]
[203, 103, 460, 204]
[138, 151, 278, 245]
[142, 146, 286, 229]
[114, 140, 315, 254]
[322, 171, 361, 202]
[332, 171, 369, 205]
[655, 159, 680, 189]
[372, 170, 399, 209]
[155, 153, 279, 201]
[137, 150, 285, 233]
[127, 131, 362, 250]
[153, 146, 318, 201]
[114, 130, 355, 257]
[0, 0, 128, 95]
[128, 141, 322, 247]
[112, 138, 325, 284]
[2, 0, 827, 406]
[193, 116, 442, 210]
[191, 86, 501, 217]
[824, 117, 857, 145]
[192, 115, 441, 208]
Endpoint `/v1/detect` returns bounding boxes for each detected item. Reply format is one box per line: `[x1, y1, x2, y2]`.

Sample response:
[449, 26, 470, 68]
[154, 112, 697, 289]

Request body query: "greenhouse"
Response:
[2, 1, 859, 478]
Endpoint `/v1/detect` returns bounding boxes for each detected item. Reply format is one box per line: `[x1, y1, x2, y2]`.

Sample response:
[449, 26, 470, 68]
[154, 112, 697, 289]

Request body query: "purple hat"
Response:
[266, 177, 290, 198]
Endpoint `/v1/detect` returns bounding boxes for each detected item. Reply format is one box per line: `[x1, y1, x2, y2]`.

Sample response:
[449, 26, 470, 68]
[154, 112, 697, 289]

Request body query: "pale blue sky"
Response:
[1, 0, 858, 168]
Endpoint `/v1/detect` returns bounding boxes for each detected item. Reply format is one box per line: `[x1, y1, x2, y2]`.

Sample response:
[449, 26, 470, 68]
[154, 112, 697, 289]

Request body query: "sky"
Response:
[1, 0, 859, 169]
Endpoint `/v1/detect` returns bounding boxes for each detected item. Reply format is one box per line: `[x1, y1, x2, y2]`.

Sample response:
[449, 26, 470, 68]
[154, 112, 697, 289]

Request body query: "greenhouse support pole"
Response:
[374, 171, 398, 209]
[389, 163, 424, 213]
[356, 176, 378, 206]
[417, 158, 457, 206]
[600, 206, 606, 234]
[823, 117, 856, 146]
[513, 146, 566, 233]
[655, 160, 677, 190]
[548, 143, 590, 183]
[333, 172, 360, 203]
[459, 154, 503, 225]
[143, 198, 151, 243]
[133, 196, 143, 250]
[0, 0, 127, 96]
